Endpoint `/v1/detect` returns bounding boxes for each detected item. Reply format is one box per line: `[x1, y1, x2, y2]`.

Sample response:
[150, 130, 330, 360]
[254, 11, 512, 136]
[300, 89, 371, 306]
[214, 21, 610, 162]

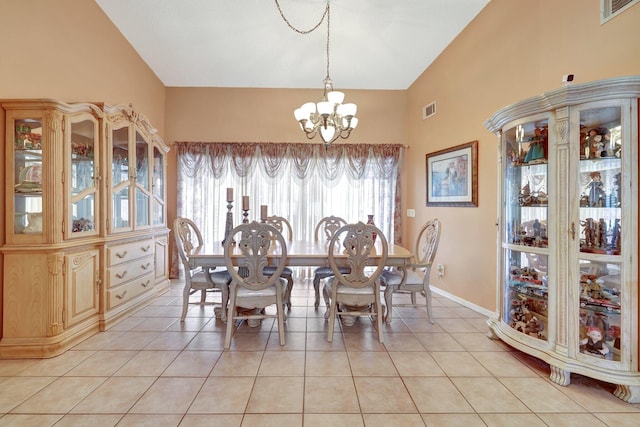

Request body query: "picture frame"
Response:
[426, 140, 478, 207]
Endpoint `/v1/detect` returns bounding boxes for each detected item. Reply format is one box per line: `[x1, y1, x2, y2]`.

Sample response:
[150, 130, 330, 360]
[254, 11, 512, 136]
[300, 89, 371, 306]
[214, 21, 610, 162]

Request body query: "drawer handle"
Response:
[141, 280, 151, 288]
[116, 290, 127, 299]
[141, 245, 151, 252]
[116, 250, 128, 259]
[116, 270, 128, 279]
[141, 262, 151, 270]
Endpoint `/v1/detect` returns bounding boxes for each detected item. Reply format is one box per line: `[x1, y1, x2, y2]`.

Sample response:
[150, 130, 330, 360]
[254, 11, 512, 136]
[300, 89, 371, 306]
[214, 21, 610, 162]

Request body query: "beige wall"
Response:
[1, 0, 639, 317]
[405, 0, 640, 310]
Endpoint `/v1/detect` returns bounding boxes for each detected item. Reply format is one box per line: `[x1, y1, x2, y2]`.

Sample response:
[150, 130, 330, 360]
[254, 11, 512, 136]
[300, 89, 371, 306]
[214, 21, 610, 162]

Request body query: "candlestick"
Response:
[222, 198, 235, 245]
[260, 205, 268, 222]
[226, 187, 233, 202]
[242, 195, 249, 211]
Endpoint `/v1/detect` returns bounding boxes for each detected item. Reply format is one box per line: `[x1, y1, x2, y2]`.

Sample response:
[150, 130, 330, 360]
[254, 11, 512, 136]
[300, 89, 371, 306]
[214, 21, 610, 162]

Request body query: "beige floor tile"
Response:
[115, 413, 183, 426]
[594, 412, 640, 426]
[348, 352, 398, 376]
[189, 377, 255, 413]
[434, 318, 478, 333]
[343, 332, 387, 352]
[143, 331, 198, 350]
[414, 332, 465, 351]
[500, 377, 587, 413]
[467, 317, 493, 332]
[130, 317, 178, 331]
[306, 331, 345, 351]
[0, 376, 57, 412]
[164, 316, 210, 332]
[403, 377, 474, 413]
[266, 331, 307, 350]
[401, 318, 445, 333]
[354, 377, 417, 413]
[303, 413, 364, 427]
[71, 331, 122, 350]
[450, 332, 509, 351]
[388, 351, 445, 377]
[161, 350, 221, 377]
[179, 414, 243, 427]
[479, 413, 547, 426]
[11, 376, 106, 414]
[129, 377, 204, 413]
[537, 413, 609, 426]
[258, 351, 305, 376]
[471, 351, 540, 377]
[226, 332, 270, 351]
[210, 351, 264, 377]
[420, 413, 487, 427]
[103, 331, 161, 351]
[281, 316, 307, 332]
[16, 351, 95, 377]
[550, 377, 640, 412]
[362, 413, 426, 426]
[430, 352, 492, 377]
[54, 414, 123, 426]
[382, 332, 426, 351]
[0, 414, 62, 426]
[64, 350, 137, 376]
[451, 377, 531, 413]
[70, 377, 155, 413]
[0, 359, 37, 376]
[241, 413, 303, 426]
[246, 376, 304, 413]
[305, 351, 352, 376]
[113, 350, 179, 376]
[185, 332, 227, 350]
[304, 376, 360, 413]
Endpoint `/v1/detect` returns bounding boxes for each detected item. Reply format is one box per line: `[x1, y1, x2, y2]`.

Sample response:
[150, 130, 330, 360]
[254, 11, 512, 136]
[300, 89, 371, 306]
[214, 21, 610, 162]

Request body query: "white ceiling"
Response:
[95, 0, 490, 90]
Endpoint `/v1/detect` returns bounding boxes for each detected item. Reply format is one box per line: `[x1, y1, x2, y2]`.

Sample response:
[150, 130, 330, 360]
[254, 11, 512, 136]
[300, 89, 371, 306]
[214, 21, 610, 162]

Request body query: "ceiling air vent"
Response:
[422, 102, 436, 120]
[601, 0, 639, 23]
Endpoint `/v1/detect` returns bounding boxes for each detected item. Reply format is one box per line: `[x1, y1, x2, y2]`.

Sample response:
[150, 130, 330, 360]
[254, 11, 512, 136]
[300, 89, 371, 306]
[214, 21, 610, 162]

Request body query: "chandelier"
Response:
[276, 0, 358, 147]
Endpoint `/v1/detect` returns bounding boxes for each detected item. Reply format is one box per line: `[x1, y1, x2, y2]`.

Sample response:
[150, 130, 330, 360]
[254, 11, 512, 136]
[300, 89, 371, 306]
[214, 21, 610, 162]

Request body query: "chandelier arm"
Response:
[274, 0, 329, 35]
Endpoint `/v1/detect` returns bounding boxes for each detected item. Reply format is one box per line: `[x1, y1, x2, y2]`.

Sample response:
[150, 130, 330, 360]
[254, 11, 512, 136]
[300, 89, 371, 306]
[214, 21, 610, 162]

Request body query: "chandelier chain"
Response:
[274, 0, 332, 80]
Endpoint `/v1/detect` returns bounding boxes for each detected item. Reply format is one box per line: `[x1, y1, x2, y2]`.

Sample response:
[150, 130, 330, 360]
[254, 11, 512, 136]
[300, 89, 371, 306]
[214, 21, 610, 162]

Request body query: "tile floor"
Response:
[1, 280, 640, 426]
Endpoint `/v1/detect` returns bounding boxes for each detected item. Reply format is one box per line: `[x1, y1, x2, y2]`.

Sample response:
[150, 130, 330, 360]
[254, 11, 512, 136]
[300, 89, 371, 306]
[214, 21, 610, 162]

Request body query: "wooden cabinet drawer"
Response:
[107, 239, 154, 266]
[107, 254, 154, 288]
[107, 272, 154, 309]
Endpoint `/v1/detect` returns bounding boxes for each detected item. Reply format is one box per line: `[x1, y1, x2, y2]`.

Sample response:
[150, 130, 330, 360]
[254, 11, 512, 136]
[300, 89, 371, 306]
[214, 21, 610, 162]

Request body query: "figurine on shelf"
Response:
[524, 316, 544, 337]
[586, 171, 606, 207]
[596, 218, 607, 248]
[580, 218, 596, 248]
[610, 218, 621, 252]
[580, 326, 610, 358]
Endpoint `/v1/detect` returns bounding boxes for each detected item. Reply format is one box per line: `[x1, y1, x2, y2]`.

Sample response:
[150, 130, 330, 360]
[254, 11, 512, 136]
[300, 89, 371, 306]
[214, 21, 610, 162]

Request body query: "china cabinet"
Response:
[485, 76, 640, 402]
[0, 100, 169, 358]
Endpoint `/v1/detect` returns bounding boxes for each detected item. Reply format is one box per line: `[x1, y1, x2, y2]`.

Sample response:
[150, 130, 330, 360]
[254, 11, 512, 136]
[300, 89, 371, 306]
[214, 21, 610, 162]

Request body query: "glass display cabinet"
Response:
[0, 100, 169, 358]
[485, 77, 640, 402]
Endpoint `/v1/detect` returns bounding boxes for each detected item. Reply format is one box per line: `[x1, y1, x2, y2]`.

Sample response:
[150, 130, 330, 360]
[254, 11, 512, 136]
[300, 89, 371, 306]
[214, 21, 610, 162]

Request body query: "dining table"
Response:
[187, 239, 413, 322]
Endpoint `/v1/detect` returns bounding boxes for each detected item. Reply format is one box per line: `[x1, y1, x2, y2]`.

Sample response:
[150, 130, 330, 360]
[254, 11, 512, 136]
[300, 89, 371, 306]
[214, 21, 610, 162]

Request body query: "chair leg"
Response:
[322, 284, 331, 319]
[224, 288, 236, 349]
[276, 286, 286, 346]
[285, 275, 294, 310]
[327, 295, 337, 342]
[375, 287, 384, 343]
[383, 285, 394, 323]
[313, 274, 321, 309]
[220, 283, 229, 322]
[180, 283, 191, 322]
[425, 286, 435, 324]
[200, 289, 207, 304]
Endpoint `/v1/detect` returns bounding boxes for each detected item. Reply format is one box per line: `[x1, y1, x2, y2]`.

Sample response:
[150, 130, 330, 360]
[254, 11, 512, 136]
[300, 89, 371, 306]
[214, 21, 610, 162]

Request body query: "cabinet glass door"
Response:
[69, 117, 98, 235]
[152, 146, 164, 226]
[111, 125, 131, 230]
[502, 118, 550, 341]
[134, 130, 150, 227]
[576, 105, 623, 362]
[14, 117, 44, 235]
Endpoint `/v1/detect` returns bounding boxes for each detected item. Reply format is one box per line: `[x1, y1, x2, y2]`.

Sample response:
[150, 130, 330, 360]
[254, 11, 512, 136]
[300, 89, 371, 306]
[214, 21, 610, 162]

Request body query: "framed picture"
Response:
[426, 140, 478, 207]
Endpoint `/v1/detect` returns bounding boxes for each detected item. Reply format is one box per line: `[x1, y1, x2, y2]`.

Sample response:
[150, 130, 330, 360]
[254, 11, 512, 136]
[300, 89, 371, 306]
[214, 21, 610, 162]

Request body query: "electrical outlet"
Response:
[437, 264, 445, 277]
[407, 209, 415, 217]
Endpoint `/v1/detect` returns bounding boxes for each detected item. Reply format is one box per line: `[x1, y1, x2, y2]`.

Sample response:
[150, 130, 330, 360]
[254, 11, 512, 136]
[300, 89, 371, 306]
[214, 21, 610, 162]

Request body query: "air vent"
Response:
[422, 102, 436, 120]
[601, 0, 639, 23]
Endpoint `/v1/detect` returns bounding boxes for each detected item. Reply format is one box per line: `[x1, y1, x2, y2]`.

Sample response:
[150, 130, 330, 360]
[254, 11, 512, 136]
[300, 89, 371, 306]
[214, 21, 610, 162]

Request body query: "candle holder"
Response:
[242, 207, 249, 224]
[222, 198, 235, 245]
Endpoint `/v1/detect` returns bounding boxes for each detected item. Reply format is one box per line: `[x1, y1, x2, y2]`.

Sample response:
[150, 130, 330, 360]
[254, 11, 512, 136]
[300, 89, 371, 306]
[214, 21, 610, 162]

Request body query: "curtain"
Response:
[172, 142, 402, 279]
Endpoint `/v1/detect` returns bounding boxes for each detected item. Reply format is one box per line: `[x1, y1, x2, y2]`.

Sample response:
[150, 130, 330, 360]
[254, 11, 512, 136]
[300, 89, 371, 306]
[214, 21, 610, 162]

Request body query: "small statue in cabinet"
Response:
[586, 171, 606, 207]
[580, 218, 597, 248]
[580, 326, 610, 358]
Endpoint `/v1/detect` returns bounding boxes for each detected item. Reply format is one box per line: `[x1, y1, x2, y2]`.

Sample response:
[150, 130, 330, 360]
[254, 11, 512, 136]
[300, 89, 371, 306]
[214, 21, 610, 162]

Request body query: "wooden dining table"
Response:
[187, 239, 413, 322]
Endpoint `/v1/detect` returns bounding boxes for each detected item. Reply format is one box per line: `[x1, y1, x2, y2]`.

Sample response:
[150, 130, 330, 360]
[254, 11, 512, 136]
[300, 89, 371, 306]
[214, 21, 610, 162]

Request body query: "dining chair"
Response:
[223, 221, 288, 348]
[380, 218, 441, 323]
[312, 215, 349, 309]
[174, 217, 231, 322]
[263, 215, 294, 309]
[324, 221, 388, 343]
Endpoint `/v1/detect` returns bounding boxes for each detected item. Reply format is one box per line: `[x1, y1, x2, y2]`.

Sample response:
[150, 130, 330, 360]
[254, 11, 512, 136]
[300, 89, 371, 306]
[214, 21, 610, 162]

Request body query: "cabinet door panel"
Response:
[65, 250, 100, 328]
